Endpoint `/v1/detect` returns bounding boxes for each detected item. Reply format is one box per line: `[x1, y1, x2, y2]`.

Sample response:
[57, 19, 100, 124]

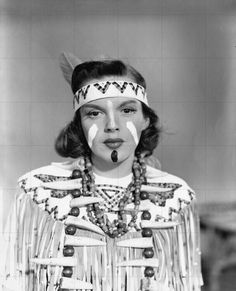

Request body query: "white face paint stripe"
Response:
[88, 124, 98, 148]
[126, 121, 139, 145]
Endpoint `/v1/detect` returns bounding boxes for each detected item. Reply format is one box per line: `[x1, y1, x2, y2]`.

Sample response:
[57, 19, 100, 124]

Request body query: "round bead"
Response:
[144, 266, 155, 278]
[129, 221, 135, 228]
[140, 191, 149, 200]
[141, 228, 153, 237]
[63, 246, 75, 257]
[62, 266, 73, 277]
[72, 189, 81, 198]
[119, 201, 125, 208]
[65, 225, 76, 235]
[141, 211, 151, 220]
[111, 230, 118, 238]
[94, 204, 99, 210]
[70, 207, 80, 217]
[119, 210, 125, 215]
[72, 169, 82, 179]
[87, 204, 93, 211]
[143, 248, 154, 258]
[118, 222, 126, 229]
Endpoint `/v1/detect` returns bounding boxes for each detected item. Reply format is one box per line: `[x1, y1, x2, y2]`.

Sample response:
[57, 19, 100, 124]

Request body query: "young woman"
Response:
[2, 59, 203, 291]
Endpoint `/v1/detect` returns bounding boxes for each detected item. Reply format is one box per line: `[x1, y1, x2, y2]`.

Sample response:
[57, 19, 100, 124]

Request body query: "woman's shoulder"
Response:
[145, 165, 196, 200]
[146, 165, 191, 186]
[17, 160, 74, 188]
[144, 166, 196, 221]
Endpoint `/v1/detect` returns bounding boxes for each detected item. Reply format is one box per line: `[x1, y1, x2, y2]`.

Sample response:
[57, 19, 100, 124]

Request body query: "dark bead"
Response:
[118, 227, 124, 234]
[70, 207, 80, 217]
[65, 225, 76, 235]
[118, 222, 126, 229]
[62, 266, 73, 277]
[87, 204, 93, 211]
[72, 189, 81, 198]
[113, 219, 118, 226]
[144, 266, 155, 278]
[71, 169, 82, 179]
[143, 248, 154, 258]
[63, 246, 75, 257]
[111, 230, 118, 238]
[94, 204, 99, 210]
[140, 191, 149, 200]
[141, 211, 151, 220]
[141, 228, 153, 237]
[97, 217, 104, 223]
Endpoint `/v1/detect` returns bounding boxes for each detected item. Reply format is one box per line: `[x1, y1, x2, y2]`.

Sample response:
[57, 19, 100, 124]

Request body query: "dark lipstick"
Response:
[104, 138, 123, 150]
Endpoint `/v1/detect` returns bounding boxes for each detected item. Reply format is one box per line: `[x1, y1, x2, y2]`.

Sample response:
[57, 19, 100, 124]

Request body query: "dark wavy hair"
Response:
[55, 60, 161, 158]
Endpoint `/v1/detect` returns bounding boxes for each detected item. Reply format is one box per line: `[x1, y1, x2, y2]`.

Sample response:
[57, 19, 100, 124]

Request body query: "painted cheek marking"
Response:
[88, 124, 98, 148]
[126, 121, 139, 145]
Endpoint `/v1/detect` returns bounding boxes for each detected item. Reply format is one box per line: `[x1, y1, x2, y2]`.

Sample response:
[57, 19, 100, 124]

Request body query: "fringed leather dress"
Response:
[2, 161, 203, 291]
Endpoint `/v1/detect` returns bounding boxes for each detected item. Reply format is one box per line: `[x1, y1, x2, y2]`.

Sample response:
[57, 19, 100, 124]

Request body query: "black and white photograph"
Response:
[0, 1, 236, 291]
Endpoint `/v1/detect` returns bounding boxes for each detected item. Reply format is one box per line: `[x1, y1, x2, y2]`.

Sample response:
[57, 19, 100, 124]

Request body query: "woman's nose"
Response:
[104, 113, 120, 132]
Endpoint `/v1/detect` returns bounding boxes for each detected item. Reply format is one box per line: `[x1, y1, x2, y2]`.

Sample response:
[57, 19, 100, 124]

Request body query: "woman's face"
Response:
[80, 96, 149, 166]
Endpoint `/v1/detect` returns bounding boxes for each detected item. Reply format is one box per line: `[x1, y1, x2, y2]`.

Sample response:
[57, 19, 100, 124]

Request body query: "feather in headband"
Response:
[59, 53, 149, 110]
[59, 52, 82, 84]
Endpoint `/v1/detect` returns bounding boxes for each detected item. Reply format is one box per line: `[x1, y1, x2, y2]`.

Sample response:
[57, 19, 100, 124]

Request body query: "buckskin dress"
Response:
[2, 161, 203, 291]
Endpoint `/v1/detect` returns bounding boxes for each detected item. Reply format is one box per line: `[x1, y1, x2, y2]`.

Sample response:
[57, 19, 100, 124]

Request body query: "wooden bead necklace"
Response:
[75, 154, 147, 238]
[68, 154, 156, 279]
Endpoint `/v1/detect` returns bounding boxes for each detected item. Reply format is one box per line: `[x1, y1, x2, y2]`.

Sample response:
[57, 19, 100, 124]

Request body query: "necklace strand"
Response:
[69, 155, 156, 278]
[80, 155, 146, 238]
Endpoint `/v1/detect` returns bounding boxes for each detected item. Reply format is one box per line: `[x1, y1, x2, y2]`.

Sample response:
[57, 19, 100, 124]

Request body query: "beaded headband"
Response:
[73, 80, 148, 111]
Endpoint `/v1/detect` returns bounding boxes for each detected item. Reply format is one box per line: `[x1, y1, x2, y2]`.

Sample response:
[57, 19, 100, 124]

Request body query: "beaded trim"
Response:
[147, 182, 182, 206]
[73, 80, 148, 111]
[34, 174, 70, 183]
[94, 184, 133, 211]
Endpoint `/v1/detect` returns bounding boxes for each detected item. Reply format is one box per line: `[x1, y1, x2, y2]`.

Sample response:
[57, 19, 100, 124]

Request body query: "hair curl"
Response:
[55, 59, 161, 158]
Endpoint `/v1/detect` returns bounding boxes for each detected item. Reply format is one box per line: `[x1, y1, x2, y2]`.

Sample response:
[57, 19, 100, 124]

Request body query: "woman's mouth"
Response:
[104, 138, 124, 149]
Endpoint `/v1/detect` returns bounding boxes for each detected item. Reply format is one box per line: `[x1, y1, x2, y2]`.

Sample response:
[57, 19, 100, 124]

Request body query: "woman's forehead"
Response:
[82, 97, 141, 108]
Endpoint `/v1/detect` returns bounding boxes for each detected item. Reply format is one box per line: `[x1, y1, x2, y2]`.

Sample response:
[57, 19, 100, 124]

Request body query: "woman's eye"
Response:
[87, 111, 101, 118]
[122, 108, 137, 114]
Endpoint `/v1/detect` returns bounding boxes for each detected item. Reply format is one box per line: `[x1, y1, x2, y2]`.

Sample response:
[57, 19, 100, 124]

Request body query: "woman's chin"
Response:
[91, 151, 134, 167]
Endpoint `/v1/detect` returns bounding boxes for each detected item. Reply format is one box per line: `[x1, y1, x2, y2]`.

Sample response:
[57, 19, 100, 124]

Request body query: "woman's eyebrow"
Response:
[82, 100, 138, 112]
[82, 104, 104, 110]
[118, 100, 138, 108]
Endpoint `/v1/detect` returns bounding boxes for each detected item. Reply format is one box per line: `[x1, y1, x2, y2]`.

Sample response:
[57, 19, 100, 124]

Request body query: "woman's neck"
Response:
[91, 153, 134, 179]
